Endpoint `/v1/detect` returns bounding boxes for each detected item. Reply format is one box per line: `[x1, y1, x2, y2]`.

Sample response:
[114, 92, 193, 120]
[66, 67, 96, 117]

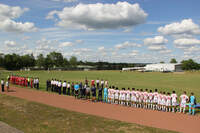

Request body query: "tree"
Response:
[47, 52, 64, 67]
[36, 54, 45, 68]
[160, 61, 165, 64]
[170, 58, 177, 63]
[4, 54, 22, 70]
[63, 58, 70, 68]
[69, 56, 77, 68]
[181, 59, 199, 70]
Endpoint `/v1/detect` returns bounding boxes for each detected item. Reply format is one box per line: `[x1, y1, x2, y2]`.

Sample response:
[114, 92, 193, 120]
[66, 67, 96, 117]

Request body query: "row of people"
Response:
[106, 87, 196, 114]
[9, 75, 39, 89]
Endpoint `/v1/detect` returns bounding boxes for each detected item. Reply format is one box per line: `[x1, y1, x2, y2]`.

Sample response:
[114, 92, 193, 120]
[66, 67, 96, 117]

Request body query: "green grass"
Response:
[1, 70, 200, 101]
[0, 94, 176, 133]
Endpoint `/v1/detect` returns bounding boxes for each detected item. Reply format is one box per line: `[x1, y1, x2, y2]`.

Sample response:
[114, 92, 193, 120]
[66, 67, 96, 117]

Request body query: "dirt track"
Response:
[2, 87, 200, 133]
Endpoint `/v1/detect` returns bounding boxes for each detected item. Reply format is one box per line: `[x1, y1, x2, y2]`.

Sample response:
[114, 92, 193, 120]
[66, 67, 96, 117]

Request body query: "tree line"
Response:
[0, 52, 200, 71]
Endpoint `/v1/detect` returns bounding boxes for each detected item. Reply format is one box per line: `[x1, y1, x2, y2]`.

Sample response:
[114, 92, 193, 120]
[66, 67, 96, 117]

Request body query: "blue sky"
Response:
[0, 0, 200, 63]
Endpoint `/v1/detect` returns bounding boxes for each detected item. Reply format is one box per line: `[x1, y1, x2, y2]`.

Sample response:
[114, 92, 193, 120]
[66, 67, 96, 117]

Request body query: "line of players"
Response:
[107, 87, 190, 114]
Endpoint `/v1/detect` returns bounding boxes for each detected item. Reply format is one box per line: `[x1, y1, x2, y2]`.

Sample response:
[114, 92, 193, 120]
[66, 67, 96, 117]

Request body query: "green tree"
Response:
[4, 54, 22, 70]
[181, 59, 199, 70]
[69, 56, 77, 68]
[47, 52, 64, 67]
[36, 54, 45, 68]
[160, 61, 165, 64]
[170, 58, 177, 63]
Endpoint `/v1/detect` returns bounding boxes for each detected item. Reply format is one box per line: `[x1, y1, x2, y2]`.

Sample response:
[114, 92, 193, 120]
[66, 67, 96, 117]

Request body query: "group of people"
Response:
[45, 78, 197, 115]
[7, 75, 39, 89]
[1, 75, 198, 115]
[1, 79, 9, 92]
[46, 78, 108, 101]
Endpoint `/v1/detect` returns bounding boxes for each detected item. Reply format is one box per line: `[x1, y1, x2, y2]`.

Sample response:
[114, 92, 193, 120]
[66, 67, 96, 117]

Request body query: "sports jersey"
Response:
[115, 90, 119, 99]
[180, 94, 188, 103]
[126, 90, 131, 101]
[171, 93, 177, 106]
[62, 82, 67, 87]
[166, 95, 171, 106]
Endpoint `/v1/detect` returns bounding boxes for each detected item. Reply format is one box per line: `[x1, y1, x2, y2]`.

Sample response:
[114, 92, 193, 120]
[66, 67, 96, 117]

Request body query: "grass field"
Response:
[0, 94, 176, 133]
[0, 70, 200, 101]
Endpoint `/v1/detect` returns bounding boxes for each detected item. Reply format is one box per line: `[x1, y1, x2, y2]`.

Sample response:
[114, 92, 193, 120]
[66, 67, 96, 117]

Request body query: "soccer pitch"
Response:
[1, 70, 200, 101]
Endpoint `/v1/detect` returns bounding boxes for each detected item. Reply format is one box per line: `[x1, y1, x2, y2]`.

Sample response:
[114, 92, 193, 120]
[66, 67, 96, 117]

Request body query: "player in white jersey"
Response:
[161, 92, 167, 111]
[153, 89, 158, 110]
[135, 89, 140, 107]
[111, 86, 115, 104]
[119, 89, 123, 105]
[108, 86, 112, 104]
[179, 91, 189, 113]
[138, 89, 144, 108]
[143, 89, 148, 109]
[171, 91, 178, 112]
[126, 88, 131, 106]
[166, 92, 172, 112]
[114, 87, 119, 104]
[121, 88, 126, 105]
[148, 90, 154, 109]
[157, 91, 163, 111]
[131, 88, 136, 107]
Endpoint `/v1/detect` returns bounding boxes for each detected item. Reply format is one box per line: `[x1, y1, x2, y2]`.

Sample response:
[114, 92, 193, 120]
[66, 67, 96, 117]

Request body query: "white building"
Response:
[144, 63, 183, 72]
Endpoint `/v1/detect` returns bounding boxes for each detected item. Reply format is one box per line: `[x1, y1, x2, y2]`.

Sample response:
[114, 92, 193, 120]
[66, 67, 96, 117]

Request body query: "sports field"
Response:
[1, 70, 200, 101]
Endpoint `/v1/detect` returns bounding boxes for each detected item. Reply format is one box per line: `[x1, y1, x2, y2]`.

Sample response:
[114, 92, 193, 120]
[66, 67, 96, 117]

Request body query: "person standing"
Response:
[71, 82, 74, 96]
[58, 80, 62, 95]
[74, 83, 79, 99]
[188, 92, 196, 115]
[103, 86, 108, 103]
[79, 82, 83, 98]
[1, 79, 5, 92]
[91, 85, 96, 102]
[100, 79, 104, 89]
[179, 91, 189, 113]
[96, 78, 100, 89]
[30, 77, 33, 88]
[67, 82, 71, 95]
[6, 80, 9, 92]
[36, 78, 39, 90]
[98, 84, 103, 102]
[63, 81, 67, 95]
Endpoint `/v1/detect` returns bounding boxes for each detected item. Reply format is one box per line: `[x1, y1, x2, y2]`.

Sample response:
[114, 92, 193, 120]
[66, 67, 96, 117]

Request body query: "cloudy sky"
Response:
[0, 0, 200, 63]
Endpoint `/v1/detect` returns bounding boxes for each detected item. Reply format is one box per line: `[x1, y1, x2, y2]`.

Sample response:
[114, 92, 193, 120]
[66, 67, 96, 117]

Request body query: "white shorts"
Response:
[115, 95, 119, 100]
[180, 102, 187, 108]
[172, 101, 177, 106]
[111, 94, 114, 99]
[126, 96, 130, 101]
[149, 99, 153, 103]
[166, 100, 171, 106]
[122, 95, 126, 101]
[153, 98, 158, 104]
[131, 96, 136, 102]
[161, 100, 166, 105]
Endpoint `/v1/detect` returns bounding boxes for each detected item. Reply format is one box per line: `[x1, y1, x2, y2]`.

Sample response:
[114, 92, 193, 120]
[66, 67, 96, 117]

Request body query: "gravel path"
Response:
[0, 121, 23, 133]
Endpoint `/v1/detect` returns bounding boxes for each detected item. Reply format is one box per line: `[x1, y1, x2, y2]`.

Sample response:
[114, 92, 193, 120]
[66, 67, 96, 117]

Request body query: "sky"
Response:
[0, 0, 200, 63]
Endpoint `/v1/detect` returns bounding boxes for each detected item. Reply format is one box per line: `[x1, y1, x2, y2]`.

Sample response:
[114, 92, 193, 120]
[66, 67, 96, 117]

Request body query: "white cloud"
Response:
[73, 48, 92, 55]
[47, 2, 147, 30]
[144, 36, 168, 45]
[174, 38, 200, 47]
[51, 0, 77, 3]
[59, 42, 73, 47]
[158, 19, 200, 35]
[115, 41, 141, 50]
[128, 50, 138, 56]
[0, 3, 37, 33]
[148, 45, 167, 51]
[98, 46, 105, 51]
[4, 40, 17, 47]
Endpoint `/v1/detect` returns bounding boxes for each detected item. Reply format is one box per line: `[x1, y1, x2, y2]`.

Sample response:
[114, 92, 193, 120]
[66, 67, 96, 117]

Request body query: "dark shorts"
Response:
[75, 90, 79, 95]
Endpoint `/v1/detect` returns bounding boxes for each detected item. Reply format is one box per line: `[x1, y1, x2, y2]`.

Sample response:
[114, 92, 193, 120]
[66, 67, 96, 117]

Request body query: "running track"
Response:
[1, 87, 200, 133]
